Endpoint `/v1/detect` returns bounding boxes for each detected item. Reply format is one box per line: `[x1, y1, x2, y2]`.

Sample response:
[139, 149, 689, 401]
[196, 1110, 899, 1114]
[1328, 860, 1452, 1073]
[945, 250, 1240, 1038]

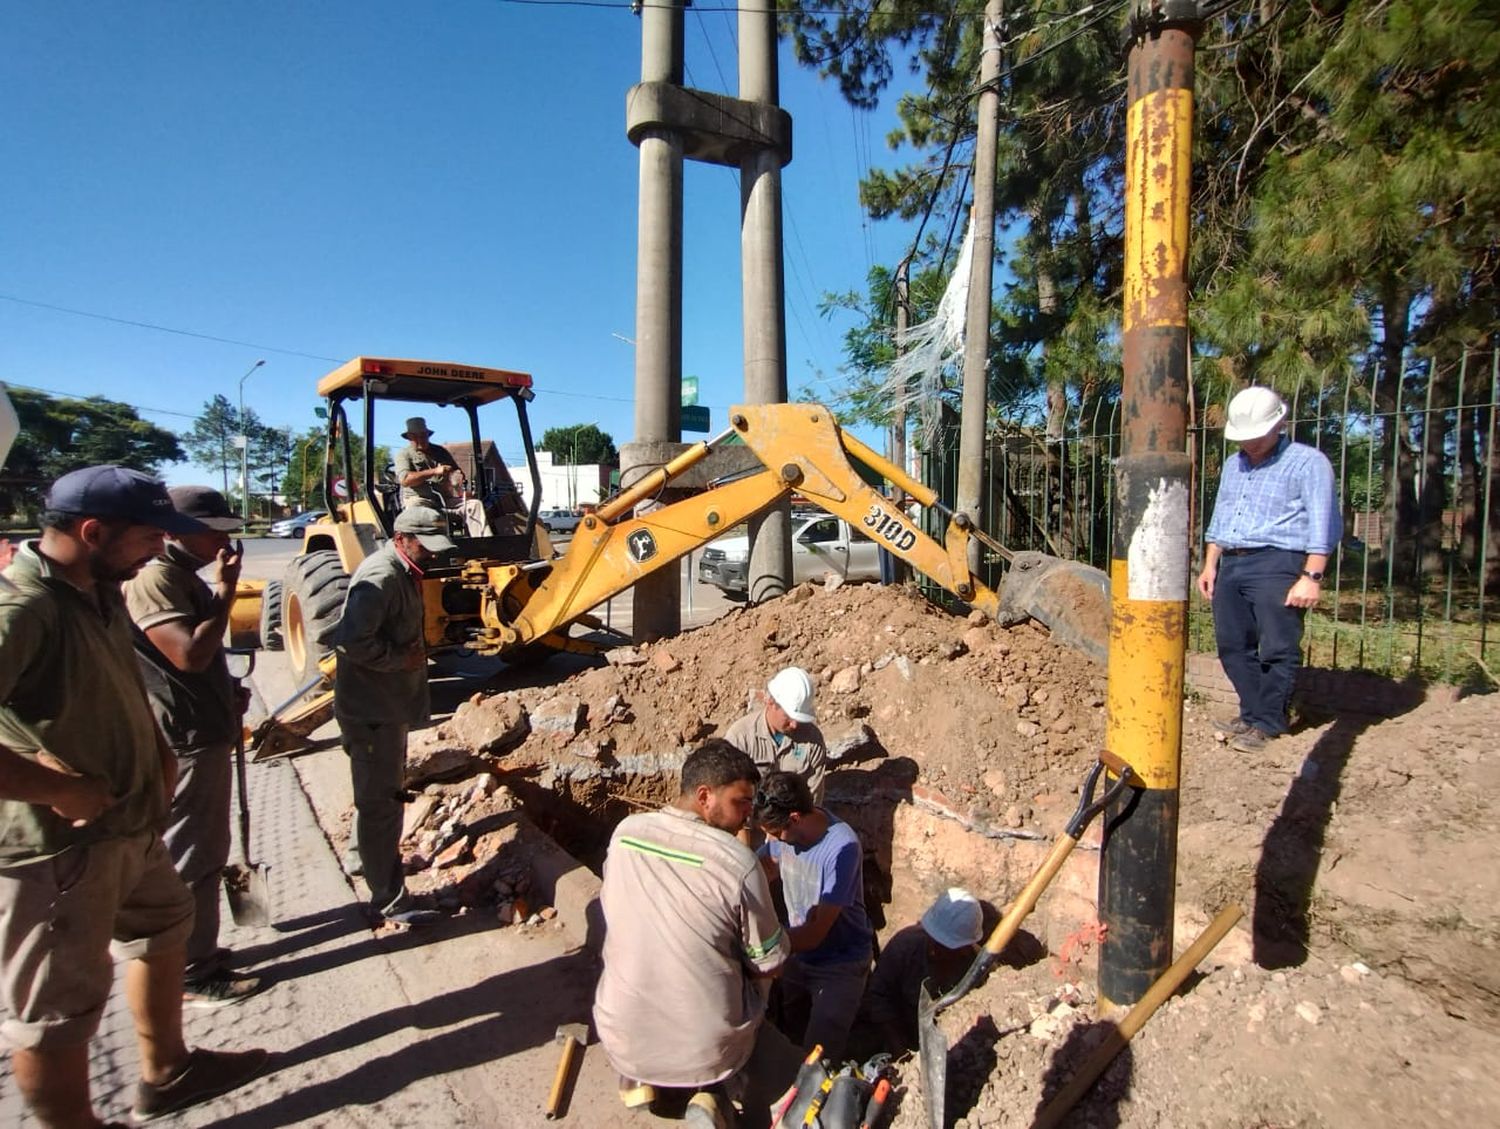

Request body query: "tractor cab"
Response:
[311, 357, 551, 566]
[277, 357, 557, 680]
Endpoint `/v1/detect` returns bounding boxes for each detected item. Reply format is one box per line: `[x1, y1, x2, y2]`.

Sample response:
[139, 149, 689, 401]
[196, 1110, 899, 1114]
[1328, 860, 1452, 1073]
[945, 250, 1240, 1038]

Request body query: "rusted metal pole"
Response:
[1099, 0, 1201, 1009]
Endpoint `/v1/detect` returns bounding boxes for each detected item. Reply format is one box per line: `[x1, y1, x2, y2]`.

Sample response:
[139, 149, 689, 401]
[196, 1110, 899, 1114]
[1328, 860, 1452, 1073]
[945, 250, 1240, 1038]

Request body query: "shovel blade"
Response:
[223, 863, 271, 928]
[918, 979, 947, 1129]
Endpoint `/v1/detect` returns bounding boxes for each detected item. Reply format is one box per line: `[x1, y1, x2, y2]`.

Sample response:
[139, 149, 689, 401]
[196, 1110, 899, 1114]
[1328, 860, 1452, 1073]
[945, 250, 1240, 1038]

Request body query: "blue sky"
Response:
[1, 1, 918, 488]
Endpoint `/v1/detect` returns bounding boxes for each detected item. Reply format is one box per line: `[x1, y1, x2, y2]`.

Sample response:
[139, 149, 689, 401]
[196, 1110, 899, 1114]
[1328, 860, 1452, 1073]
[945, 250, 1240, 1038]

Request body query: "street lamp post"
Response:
[237, 359, 266, 521]
[570, 422, 597, 509]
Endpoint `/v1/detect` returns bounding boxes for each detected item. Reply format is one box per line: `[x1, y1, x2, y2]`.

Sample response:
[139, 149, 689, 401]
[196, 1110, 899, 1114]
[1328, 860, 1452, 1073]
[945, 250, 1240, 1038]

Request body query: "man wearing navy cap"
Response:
[125, 486, 263, 1010]
[0, 466, 266, 1125]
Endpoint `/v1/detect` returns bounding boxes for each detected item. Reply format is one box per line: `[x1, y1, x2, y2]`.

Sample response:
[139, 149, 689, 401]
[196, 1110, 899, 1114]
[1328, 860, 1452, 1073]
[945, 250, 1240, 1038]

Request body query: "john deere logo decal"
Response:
[626, 529, 658, 563]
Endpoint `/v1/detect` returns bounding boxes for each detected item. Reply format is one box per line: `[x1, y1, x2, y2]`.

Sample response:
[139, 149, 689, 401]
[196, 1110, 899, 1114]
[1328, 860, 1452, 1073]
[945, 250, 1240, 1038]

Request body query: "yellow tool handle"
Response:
[982, 833, 1077, 956]
[544, 1034, 581, 1119]
[1030, 904, 1245, 1129]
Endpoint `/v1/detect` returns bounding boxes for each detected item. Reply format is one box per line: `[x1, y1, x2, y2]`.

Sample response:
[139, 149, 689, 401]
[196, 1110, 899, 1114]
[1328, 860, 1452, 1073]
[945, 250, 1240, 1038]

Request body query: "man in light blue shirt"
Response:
[1197, 387, 1342, 751]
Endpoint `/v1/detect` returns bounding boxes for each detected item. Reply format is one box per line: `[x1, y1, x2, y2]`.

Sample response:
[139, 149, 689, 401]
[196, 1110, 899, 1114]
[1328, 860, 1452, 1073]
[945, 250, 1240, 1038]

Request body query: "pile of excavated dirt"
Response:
[498, 580, 1108, 818]
[366, 577, 1499, 1126]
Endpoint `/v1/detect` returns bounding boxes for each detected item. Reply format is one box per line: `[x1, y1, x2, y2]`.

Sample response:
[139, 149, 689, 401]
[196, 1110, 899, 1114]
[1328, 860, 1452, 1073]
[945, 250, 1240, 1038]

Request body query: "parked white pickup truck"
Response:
[697, 511, 881, 595]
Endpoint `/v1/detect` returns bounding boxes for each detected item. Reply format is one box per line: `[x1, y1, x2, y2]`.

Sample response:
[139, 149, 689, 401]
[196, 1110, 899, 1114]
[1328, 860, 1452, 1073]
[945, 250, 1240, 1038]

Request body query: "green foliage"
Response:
[785, 0, 1499, 575]
[539, 424, 617, 466]
[278, 425, 390, 512]
[1, 387, 183, 518]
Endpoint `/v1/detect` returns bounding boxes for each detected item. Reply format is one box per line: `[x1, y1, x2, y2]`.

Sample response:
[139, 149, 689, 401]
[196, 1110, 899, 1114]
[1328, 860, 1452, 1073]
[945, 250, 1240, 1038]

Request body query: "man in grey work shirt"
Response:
[392, 416, 488, 535]
[1196, 387, 1342, 752]
[723, 666, 828, 803]
[329, 506, 454, 925]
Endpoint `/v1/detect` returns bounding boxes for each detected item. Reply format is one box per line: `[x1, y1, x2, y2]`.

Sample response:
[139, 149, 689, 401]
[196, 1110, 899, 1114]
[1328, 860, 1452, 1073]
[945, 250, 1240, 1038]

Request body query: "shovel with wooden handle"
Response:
[918, 750, 1138, 1129]
[222, 650, 272, 927]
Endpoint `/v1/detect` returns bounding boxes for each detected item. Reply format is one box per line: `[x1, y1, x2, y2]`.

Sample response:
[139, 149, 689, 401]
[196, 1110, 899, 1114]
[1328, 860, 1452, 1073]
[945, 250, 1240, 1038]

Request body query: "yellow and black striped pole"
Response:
[1099, 1, 1202, 1009]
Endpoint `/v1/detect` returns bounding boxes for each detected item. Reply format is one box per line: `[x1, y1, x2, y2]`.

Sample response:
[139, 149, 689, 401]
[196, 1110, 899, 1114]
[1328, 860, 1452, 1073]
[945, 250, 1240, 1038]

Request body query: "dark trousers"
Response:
[1212, 549, 1306, 736]
[337, 716, 411, 916]
[162, 741, 233, 980]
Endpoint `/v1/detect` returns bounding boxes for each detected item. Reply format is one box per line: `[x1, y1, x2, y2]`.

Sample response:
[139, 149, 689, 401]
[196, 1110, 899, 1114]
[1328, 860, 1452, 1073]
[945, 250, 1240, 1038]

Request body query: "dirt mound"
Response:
[497, 580, 1108, 822]
[390, 577, 1499, 1126]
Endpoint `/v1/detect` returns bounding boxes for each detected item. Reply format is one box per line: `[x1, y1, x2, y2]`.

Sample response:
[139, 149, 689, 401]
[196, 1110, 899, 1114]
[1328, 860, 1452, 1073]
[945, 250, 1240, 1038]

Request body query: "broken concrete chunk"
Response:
[448, 695, 529, 755]
[830, 666, 862, 694]
[648, 648, 682, 674]
[1015, 720, 1042, 739]
[823, 573, 846, 592]
[434, 835, 472, 869]
[961, 626, 993, 654]
[531, 694, 585, 738]
[404, 744, 479, 788]
[605, 647, 648, 667]
[401, 795, 438, 841]
[825, 722, 877, 764]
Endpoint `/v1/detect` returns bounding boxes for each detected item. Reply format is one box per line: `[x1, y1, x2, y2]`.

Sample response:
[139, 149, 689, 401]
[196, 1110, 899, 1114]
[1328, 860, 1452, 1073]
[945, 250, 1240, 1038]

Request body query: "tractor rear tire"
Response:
[259, 579, 284, 652]
[282, 550, 350, 684]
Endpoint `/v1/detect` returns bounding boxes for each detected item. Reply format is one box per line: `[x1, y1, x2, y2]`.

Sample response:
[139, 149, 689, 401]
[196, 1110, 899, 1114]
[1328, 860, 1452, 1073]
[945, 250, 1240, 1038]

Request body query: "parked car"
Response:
[267, 510, 328, 538]
[698, 511, 880, 595]
[539, 508, 583, 535]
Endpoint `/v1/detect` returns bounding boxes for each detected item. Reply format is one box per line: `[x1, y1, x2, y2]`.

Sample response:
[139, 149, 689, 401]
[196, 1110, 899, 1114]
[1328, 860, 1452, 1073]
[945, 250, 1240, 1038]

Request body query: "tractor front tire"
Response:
[259, 579, 284, 652]
[282, 550, 350, 684]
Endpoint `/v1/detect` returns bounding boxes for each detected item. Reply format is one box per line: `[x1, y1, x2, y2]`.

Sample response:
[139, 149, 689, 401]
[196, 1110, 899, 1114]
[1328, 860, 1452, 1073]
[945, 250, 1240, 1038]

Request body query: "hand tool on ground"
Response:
[860, 1078, 892, 1129]
[771, 1044, 826, 1127]
[223, 649, 272, 927]
[918, 750, 1138, 1129]
[544, 1022, 588, 1119]
[824, 1065, 872, 1128]
[1030, 903, 1244, 1129]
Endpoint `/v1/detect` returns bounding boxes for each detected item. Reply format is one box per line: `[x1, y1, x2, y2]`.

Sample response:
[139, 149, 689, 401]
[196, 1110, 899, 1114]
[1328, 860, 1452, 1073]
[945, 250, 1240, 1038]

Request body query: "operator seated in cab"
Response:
[393, 416, 490, 537]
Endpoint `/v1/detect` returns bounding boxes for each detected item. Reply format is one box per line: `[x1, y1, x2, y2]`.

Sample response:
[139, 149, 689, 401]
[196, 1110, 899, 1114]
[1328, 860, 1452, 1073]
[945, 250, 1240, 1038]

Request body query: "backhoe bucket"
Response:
[995, 552, 1111, 664]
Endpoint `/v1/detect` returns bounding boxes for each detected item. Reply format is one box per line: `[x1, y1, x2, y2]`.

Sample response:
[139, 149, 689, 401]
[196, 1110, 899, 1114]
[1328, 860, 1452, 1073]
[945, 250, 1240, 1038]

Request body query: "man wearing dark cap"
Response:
[124, 486, 262, 1008]
[392, 416, 490, 536]
[0, 466, 266, 1126]
[329, 505, 455, 926]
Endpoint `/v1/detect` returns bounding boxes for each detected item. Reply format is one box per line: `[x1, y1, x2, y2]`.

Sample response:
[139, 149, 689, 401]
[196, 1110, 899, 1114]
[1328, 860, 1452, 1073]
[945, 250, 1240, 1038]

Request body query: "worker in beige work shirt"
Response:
[594, 739, 789, 1129]
[723, 666, 828, 803]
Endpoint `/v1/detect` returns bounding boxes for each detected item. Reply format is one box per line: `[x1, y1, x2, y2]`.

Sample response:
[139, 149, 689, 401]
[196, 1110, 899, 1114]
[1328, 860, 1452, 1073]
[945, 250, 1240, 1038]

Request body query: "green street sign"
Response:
[682, 376, 699, 406]
[682, 404, 710, 433]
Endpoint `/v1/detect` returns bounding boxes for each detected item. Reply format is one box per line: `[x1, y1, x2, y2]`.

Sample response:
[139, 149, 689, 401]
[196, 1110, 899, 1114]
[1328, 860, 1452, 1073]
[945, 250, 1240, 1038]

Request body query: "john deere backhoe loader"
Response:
[245, 356, 1110, 758]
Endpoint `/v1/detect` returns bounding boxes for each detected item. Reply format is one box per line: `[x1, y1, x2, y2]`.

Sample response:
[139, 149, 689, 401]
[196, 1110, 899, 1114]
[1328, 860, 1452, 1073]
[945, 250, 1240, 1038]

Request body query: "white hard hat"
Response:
[1224, 386, 1287, 442]
[921, 887, 983, 949]
[767, 666, 816, 724]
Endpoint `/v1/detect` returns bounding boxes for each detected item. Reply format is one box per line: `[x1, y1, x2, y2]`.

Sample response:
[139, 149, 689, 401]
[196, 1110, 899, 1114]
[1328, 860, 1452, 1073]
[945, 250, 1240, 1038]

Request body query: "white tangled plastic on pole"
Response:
[881, 216, 974, 450]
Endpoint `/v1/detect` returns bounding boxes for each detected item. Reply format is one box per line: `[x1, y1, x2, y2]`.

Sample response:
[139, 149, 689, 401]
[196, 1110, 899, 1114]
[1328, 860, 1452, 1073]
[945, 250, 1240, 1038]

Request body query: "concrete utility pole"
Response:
[1098, 0, 1201, 1010]
[625, 0, 686, 642]
[625, 0, 793, 635]
[955, 0, 1004, 567]
[740, 0, 793, 603]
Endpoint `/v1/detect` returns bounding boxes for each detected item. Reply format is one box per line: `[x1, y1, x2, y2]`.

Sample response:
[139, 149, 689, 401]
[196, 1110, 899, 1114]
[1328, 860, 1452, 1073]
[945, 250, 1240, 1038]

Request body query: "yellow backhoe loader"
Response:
[244, 357, 1110, 758]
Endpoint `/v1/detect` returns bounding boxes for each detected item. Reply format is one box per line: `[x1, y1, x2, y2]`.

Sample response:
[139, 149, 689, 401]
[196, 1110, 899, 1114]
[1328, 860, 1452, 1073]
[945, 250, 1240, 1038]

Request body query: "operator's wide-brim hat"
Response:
[402, 416, 433, 439]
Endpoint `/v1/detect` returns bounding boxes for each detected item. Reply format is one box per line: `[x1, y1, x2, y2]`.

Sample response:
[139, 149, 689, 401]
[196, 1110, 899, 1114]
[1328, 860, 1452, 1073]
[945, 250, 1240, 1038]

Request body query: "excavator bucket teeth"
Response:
[995, 552, 1111, 664]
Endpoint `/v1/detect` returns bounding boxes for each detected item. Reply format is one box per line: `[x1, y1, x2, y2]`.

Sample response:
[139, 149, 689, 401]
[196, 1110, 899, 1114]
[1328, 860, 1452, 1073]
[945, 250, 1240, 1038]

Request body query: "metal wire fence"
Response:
[916, 348, 1500, 684]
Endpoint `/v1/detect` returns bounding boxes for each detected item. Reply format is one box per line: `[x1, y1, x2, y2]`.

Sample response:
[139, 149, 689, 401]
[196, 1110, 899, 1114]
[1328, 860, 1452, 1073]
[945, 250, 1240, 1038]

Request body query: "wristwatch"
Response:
[1301, 569, 1324, 581]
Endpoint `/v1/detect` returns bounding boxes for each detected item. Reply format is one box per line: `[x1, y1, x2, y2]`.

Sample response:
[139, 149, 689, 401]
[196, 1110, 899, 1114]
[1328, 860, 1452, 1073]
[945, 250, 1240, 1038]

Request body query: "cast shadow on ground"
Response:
[1251, 682, 1425, 968]
[209, 943, 598, 1127]
[1034, 1022, 1132, 1129]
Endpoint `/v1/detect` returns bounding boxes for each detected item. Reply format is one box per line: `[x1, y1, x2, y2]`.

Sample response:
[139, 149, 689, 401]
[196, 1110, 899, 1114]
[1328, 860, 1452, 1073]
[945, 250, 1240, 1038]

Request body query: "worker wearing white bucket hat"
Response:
[853, 888, 984, 1056]
[1196, 387, 1342, 753]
